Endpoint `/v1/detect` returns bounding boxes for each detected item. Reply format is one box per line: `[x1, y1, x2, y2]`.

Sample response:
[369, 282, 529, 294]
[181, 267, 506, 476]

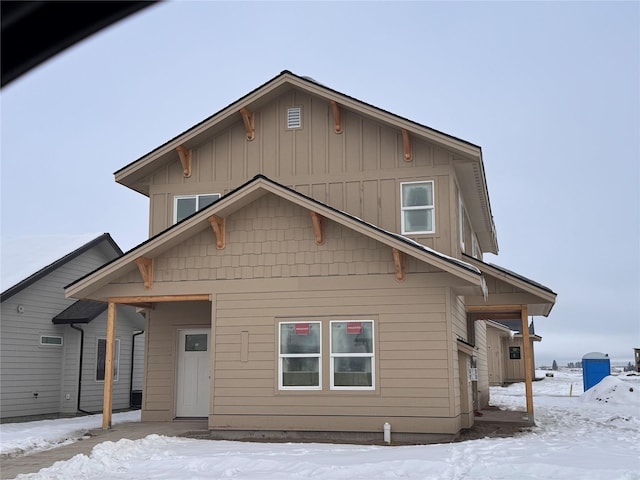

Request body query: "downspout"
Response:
[129, 330, 144, 409]
[69, 324, 96, 415]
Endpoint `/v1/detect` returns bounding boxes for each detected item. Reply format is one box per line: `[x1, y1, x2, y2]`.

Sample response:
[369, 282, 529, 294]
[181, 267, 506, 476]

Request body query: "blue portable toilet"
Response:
[582, 352, 610, 391]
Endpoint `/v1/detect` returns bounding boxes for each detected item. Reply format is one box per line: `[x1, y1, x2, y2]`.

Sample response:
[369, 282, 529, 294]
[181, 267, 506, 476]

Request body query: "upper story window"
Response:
[174, 194, 220, 223]
[472, 235, 481, 259]
[401, 181, 435, 234]
[459, 194, 466, 253]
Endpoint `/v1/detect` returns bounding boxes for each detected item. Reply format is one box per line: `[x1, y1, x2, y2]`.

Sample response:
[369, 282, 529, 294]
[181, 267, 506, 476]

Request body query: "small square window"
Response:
[509, 347, 521, 360]
[185, 334, 208, 352]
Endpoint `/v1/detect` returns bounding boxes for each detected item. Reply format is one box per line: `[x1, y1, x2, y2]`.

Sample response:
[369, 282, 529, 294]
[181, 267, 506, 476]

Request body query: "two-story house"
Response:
[65, 71, 556, 443]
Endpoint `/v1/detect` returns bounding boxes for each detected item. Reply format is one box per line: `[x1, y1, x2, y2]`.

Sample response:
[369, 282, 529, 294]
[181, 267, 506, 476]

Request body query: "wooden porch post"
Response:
[521, 305, 534, 421]
[102, 302, 116, 429]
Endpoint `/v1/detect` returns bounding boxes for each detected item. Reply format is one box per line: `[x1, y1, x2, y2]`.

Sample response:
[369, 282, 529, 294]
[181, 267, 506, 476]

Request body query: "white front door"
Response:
[176, 329, 211, 417]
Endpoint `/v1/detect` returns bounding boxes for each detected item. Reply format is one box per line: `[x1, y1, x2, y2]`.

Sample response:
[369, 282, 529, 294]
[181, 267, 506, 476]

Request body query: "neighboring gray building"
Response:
[0, 233, 145, 421]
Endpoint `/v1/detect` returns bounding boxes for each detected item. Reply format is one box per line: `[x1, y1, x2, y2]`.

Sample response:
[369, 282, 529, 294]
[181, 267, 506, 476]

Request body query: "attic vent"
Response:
[287, 107, 302, 129]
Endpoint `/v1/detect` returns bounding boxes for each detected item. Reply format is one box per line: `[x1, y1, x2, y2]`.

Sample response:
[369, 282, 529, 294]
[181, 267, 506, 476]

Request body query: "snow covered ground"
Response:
[2, 370, 639, 480]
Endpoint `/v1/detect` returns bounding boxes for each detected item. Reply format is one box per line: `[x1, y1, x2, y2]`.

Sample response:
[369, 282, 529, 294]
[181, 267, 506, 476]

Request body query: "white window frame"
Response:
[459, 194, 466, 253]
[400, 181, 435, 235]
[40, 335, 63, 346]
[278, 321, 322, 391]
[96, 338, 120, 382]
[173, 193, 220, 224]
[330, 320, 375, 391]
[472, 234, 481, 259]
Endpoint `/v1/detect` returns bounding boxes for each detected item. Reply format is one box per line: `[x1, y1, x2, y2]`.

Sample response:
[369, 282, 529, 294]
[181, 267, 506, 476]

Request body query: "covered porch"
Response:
[97, 294, 212, 429]
[463, 256, 557, 423]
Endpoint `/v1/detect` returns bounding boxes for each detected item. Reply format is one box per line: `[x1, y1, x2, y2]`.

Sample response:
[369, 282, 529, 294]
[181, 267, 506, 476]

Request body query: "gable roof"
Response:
[115, 70, 483, 190]
[491, 319, 535, 335]
[66, 175, 487, 301]
[113, 70, 498, 254]
[1, 233, 122, 302]
[463, 254, 557, 317]
[487, 319, 542, 341]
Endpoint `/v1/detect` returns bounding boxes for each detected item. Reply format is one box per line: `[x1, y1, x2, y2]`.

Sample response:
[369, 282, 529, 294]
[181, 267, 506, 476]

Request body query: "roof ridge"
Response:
[1, 233, 120, 301]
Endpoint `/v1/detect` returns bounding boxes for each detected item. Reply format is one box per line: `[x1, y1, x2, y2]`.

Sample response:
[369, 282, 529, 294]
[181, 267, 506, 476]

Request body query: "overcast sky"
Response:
[1, 1, 638, 365]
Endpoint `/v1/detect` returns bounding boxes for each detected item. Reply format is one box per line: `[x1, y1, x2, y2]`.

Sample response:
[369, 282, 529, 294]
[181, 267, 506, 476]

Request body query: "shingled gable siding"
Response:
[146, 89, 456, 255]
[117, 195, 442, 287]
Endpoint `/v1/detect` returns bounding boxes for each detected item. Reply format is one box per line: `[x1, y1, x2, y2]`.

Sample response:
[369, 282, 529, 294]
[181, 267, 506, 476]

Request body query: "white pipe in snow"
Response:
[383, 422, 391, 444]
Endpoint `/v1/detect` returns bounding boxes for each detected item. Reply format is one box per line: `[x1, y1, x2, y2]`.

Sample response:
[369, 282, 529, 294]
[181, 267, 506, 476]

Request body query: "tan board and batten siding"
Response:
[146, 89, 460, 259]
[67, 73, 556, 440]
[129, 194, 472, 434]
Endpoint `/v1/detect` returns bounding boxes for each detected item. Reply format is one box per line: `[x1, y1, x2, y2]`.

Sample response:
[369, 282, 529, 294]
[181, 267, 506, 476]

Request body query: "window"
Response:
[509, 346, 521, 360]
[286, 107, 302, 129]
[185, 334, 207, 351]
[401, 181, 434, 234]
[96, 338, 120, 381]
[459, 194, 466, 252]
[173, 193, 220, 223]
[40, 335, 63, 346]
[330, 321, 374, 390]
[472, 235, 481, 259]
[279, 322, 321, 390]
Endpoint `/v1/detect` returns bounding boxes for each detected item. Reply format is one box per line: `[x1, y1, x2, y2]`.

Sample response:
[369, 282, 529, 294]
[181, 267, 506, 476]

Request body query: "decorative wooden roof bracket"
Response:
[310, 211, 324, 245]
[208, 215, 226, 249]
[135, 257, 154, 289]
[175, 145, 192, 177]
[392, 248, 405, 281]
[402, 129, 412, 162]
[330, 101, 343, 134]
[240, 107, 255, 141]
